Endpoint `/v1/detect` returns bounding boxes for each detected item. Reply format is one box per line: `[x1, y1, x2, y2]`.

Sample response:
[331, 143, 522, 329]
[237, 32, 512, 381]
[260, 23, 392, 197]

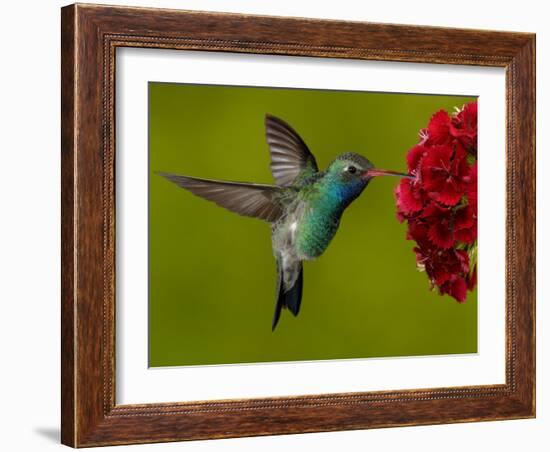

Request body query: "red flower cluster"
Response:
[395, 102, 478, 302]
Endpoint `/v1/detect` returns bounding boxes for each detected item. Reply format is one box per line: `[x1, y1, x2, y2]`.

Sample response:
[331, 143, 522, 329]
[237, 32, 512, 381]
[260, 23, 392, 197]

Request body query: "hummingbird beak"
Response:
[362, 168, 414, 179]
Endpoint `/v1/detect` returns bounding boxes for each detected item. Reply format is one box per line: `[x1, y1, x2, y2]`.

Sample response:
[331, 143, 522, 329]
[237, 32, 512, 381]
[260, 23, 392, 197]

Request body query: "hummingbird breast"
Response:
[271, 191, 344, 292]
[294, 203, 341, 259]
[272, 187, 346, 263]
[272, 201, 341, 263]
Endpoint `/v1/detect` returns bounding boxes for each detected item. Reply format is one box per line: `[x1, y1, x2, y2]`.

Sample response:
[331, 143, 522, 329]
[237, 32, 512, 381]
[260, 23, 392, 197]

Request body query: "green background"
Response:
[148, 82, 477, 367]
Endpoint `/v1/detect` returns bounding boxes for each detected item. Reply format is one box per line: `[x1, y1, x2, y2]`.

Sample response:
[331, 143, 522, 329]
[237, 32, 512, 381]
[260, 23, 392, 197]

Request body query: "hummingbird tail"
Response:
[272, 261, 303, 331]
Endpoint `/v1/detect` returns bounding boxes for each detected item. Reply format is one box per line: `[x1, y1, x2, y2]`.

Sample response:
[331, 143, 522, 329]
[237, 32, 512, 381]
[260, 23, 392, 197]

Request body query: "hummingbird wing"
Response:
[265, 114, 318, 187]
[159, 172, 283, 222]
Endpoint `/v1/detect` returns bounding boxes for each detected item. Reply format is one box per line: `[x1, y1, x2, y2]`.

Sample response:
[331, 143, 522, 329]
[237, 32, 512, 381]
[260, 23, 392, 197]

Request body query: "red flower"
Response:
[456, 164, 478, 244]
[439, 275, 468, 303]
[395, 178, 424, 215]
[406, 218, 429, 245]
[414, 246, 469, 289]
[395, 102, 478, 303]
[451, 102, 478, 151]
[454, 203, 477, 244]
[421, 144, 469, 205]
[421, 203, 455, 249]
[427, 110, 452, 145]
[466, 163, 478, 208]
[406, 144, 428, 173]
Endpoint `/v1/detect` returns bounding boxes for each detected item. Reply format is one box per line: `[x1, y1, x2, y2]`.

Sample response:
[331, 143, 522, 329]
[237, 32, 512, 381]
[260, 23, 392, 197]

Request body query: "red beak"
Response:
[363, 168, 414, 179]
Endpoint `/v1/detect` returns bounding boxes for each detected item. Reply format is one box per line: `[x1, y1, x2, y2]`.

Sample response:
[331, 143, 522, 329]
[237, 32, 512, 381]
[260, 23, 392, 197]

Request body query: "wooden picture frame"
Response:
[61, 3, 535, 447]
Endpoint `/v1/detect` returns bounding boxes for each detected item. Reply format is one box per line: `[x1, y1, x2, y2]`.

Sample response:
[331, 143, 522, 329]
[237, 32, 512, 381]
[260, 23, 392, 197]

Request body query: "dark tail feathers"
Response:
[272, 263, 303, 331]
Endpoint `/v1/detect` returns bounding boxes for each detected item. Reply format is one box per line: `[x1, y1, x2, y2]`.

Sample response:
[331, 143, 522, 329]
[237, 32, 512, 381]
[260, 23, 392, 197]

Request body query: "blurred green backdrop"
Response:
[148, 82, 477, 367]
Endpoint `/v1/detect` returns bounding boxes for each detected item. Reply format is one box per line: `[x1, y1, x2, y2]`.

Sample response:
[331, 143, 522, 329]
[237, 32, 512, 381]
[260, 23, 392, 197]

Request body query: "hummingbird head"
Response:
[324, 152, 412, 207]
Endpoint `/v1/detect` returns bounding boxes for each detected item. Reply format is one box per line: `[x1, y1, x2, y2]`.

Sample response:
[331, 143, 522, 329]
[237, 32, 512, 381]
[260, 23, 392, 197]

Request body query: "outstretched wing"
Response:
[158, 172, 283, 222]
[265, 115, 318, 187]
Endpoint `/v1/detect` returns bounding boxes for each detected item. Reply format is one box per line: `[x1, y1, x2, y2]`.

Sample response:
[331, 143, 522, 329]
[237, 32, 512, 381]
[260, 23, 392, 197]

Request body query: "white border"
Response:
[116, 48, 506, 404]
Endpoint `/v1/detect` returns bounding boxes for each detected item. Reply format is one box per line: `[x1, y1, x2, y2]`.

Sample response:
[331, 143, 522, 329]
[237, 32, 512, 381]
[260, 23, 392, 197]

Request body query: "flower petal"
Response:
[428, 221, 455, 248]
[427, 110, 452, 145]
[395, 179, 424, 214]
[406, 144, 427, 172]
[443, 276, 468, 302]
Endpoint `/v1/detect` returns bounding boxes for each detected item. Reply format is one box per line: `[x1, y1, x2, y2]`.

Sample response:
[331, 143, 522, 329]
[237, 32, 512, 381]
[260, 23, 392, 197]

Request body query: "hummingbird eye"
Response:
[347, 165, 357, 174]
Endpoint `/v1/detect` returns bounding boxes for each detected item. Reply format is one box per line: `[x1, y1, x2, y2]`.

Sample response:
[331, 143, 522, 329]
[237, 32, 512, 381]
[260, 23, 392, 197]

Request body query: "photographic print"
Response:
[62, 5, 535, 445]
[149, 83, 478, 367]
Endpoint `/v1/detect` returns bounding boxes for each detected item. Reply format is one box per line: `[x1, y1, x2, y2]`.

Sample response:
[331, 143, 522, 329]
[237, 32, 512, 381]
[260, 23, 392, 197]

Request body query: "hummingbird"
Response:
[159, 115, 412, 331]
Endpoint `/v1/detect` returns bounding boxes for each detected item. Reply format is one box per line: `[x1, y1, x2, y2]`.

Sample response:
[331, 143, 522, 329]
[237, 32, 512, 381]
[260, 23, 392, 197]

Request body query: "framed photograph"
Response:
[61, 3, 535, 447]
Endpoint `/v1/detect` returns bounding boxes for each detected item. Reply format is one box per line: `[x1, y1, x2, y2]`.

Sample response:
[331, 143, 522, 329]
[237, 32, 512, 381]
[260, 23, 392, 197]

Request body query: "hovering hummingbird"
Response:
[159, 115, 412, 330]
